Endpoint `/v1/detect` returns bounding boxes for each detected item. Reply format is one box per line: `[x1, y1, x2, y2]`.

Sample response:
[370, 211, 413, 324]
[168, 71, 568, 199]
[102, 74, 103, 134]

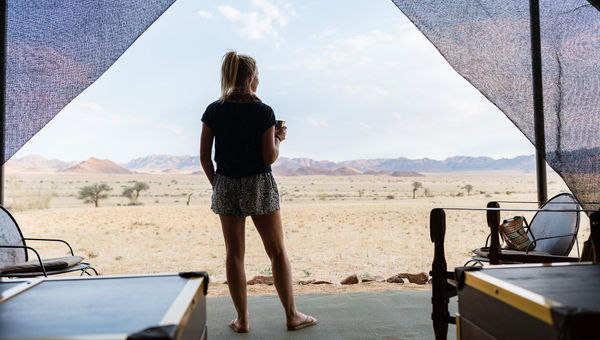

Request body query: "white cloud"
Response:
[309, 27, 338, 40]
[167, 124, 184, 136]
[268, 29, 419, 74]
[268, 25, 462, 106]
[218, 6, 242, 21]
[83, 101, 103, 114]
[197, 10, 213, 19]
[217, 0, 294, 40]
[264, 20, 534, 161]
[303, 117, 328, 129]
[253, 0, 290, 26]
[14, 99, 194, 162]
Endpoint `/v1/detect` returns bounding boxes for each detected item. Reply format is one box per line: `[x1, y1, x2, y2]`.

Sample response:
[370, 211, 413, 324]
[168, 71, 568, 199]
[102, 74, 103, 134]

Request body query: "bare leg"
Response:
[220, 214, 250, 332]
[252, 210, 317, 329]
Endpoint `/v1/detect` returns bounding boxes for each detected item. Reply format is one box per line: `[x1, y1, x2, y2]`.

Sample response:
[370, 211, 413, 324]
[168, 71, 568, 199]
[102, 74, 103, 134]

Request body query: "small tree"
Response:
[122, 181, 150, 204]
[463, 184, 474, 195]
[412, 181, 422, 199]
[78, 183, 112, 208]
[424, 188, 435, 198]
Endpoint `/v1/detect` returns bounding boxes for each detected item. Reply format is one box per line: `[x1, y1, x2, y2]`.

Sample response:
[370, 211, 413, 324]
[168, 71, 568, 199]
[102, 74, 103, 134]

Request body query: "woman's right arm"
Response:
[200, 123, 215, 186]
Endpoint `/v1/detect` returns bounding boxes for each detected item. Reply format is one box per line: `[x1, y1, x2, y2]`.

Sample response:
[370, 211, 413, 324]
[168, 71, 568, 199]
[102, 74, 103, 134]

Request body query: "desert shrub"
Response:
[424, 188, 435, 198]
[386, 195, 395, 199]
[412, 181, 422, 199]
[259, 266, 272, 276]
[122, 181, 150, 204]
[78, 183, 112, 208]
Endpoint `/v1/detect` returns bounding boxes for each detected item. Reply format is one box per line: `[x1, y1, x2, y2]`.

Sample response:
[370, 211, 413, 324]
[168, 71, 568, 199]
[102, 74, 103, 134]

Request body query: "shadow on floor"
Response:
[207, 290, 457, 340]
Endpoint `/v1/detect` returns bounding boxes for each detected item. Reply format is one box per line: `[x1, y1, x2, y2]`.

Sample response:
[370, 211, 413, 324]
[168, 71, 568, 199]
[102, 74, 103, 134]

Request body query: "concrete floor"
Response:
[206, 290, 458, 340]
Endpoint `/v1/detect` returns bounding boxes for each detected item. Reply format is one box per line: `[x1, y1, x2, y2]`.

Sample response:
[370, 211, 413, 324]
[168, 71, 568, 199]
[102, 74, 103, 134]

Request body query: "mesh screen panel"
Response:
[0, 206, 25, 267]
[391, 0, 600, 212]
[4, 0, 175, 163]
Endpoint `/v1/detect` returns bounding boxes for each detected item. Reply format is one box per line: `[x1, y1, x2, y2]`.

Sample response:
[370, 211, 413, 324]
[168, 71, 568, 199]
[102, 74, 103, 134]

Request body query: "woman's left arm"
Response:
[200, 123, 215, 185]
[262, 125, 286, 165]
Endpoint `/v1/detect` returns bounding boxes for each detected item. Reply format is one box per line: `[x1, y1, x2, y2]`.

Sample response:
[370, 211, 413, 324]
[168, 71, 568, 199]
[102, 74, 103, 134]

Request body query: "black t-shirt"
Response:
[202, 100, 276, 178]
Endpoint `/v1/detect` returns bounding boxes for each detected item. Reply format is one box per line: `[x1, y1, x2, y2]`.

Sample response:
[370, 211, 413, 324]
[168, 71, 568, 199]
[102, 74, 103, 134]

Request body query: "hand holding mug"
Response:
[275, 126, 287, 142]
[275, 120, 286, 142]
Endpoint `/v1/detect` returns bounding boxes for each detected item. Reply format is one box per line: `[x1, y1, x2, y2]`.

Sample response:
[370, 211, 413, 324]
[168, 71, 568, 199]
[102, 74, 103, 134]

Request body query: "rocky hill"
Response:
[59, 157, 131, 174]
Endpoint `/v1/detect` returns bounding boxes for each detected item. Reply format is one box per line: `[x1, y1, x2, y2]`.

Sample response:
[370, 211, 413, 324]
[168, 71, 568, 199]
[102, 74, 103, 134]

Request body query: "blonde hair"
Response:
[220, 51, 257, 101]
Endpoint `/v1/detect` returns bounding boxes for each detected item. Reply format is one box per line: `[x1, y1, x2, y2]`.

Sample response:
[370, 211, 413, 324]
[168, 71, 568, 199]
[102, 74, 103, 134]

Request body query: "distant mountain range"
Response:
[5, 154, 537, 175]
[5, 155, 75, 172]
[124, 155, 200, 173]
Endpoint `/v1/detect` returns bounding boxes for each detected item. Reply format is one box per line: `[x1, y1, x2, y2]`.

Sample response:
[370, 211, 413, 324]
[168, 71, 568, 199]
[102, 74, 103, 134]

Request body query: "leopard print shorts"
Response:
[211, 172, 280, 217]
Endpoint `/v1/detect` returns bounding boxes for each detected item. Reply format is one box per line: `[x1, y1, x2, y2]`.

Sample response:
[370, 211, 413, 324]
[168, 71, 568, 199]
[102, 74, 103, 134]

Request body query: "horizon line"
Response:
[9, 153, 537, 164]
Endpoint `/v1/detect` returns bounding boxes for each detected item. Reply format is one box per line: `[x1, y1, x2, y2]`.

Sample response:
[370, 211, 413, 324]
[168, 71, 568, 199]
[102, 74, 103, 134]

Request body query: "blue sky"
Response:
[14, 0, 533, 163]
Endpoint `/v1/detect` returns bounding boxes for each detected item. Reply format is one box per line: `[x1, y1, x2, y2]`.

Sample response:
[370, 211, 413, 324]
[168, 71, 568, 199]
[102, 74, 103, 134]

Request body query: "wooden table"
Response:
[455, 263, 600, 339]
[0, 272, 208, 339]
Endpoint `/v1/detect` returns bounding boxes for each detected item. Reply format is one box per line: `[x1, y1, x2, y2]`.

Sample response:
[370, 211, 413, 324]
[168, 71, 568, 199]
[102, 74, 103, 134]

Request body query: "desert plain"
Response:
[3, 170, 587, 296]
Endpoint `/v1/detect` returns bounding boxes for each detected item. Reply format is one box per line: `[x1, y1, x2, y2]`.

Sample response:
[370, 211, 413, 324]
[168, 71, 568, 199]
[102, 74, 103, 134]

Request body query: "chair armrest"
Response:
[532, 233, 576, 241]
[486, 202, 501, 264]
[499, 252, 579, 263]
[23, 238, 75, 256]
[0, 244, 48, 276]
[430, 208, 454, 337]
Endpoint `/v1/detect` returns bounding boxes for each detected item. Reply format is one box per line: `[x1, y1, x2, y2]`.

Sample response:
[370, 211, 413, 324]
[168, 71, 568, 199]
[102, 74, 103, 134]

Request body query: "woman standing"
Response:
[200, 51, 317, 333]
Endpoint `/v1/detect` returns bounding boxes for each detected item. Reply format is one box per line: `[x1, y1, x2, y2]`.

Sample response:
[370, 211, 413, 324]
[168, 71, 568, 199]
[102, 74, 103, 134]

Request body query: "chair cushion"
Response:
[0, 256, 83, 274]
[500, 216, 533, 251]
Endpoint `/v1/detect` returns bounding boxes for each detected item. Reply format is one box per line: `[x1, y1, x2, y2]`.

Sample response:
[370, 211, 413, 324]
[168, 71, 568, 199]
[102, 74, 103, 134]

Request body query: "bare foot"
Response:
[229, 318, 249, 333]
[287, 312, 317, 331]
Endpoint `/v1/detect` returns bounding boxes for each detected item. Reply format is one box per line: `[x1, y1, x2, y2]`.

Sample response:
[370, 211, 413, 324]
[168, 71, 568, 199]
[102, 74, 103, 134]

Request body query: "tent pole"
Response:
[530, 0, 547, 207]
[0, 0, 6, 206]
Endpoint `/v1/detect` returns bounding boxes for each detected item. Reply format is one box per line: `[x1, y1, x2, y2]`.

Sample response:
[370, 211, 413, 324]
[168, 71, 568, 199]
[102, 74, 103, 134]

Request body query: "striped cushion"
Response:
[500, 216, 533, 251]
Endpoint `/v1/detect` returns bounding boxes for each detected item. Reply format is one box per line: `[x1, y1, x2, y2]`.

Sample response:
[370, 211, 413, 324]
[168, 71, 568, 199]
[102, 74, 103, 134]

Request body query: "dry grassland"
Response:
[4, 171, 586, 296]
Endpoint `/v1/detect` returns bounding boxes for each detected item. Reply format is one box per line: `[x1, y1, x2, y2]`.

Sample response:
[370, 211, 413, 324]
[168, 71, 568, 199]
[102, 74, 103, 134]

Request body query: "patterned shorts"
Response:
[211, 172, 280, 218]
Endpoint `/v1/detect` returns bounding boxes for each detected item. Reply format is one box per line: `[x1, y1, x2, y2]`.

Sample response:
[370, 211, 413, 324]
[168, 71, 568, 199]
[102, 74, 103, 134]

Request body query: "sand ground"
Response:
[4, 171, 587, 296]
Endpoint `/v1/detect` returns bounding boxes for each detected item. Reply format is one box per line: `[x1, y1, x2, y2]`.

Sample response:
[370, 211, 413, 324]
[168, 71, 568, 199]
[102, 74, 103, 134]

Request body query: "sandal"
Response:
[229, 319, 249, 333]
[287, 315, 318, 331]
